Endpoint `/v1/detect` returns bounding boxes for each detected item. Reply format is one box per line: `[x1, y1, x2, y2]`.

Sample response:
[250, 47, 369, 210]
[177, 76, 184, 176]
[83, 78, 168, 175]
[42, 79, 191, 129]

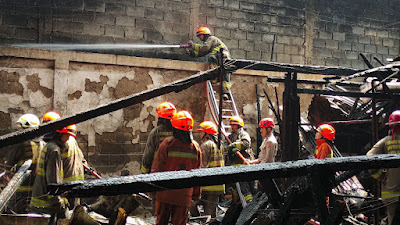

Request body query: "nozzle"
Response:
[180, 44, 190, 48]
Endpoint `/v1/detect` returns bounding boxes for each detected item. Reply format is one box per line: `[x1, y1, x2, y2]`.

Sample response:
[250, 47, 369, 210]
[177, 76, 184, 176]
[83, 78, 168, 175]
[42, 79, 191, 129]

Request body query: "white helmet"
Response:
[16, 114, 40, 128]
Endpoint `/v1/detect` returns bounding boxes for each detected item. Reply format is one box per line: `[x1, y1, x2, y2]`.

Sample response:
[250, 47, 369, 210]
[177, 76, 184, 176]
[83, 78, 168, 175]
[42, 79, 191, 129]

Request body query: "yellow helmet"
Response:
[229, 116, 244, 127]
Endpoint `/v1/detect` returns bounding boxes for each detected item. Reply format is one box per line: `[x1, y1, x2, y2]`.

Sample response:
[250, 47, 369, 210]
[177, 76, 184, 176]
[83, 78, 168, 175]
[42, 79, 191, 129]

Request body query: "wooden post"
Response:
[282, 72, 300, 162]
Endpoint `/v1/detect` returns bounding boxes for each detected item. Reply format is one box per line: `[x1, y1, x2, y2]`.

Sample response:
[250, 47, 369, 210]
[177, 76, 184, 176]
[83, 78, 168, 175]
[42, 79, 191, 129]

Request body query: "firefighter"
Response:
[62, 124, 86, 209]
[151, 111, 201, 225]
[141, 102, 176, 214]
[192, 121, 224, 218]
[41, 111, 87, 209]
[6, 113, 44, 213]
[367, 110, 400, 225]
[30, 120, 72, 217]
[141, 102, 176, 174]
[187, 26, 231, 100]
[249, 118, 278, 164]
[314, 124, 335, 159]
[226, 115, 254, 202]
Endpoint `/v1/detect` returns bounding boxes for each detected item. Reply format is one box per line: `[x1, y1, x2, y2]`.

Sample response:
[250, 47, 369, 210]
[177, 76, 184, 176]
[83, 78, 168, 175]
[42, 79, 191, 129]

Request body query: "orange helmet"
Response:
[171, 111, 193, 131]
[196, 27, 211, 36]
[42, 111, 61, 123]
[317, 124, 335, 141]
[229, 116, 244, 127]
[57, 124, 77, 137]
[197, 121, 218, 135]
[155, 102, 176, 119]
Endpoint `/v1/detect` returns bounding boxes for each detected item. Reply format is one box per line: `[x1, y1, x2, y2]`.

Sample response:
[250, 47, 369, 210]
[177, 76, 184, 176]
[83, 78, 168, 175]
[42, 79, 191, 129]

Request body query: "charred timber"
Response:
[267, 76, 362, 86]
[0, 160, 32, 213]
[49, 154, 400, 198]
[298, 88, 400, 99]
[230, 59, 361, 76]
[0, 67, 222, 148]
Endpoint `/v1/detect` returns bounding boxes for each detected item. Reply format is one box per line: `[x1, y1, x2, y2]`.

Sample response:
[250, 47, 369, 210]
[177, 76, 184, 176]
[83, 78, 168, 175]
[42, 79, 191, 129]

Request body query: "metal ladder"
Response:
[206, 80, 239, 139]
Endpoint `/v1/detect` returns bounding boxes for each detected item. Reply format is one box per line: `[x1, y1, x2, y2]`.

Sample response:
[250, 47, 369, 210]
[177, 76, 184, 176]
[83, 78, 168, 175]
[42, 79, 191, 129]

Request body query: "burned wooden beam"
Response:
[298, 88, 400, 99]
[0, 160, 32, 213]
[0, 67, 223, 148]
[231, 59, 362, 76]
[267, 76, 362, 86]
[49, 154, 400, 198]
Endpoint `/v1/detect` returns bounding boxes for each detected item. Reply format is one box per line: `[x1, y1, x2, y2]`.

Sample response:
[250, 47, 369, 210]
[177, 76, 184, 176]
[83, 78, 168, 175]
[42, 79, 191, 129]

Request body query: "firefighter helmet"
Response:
[155, 102, 176, 119]
[171, 111, 193, 131]
[196, 27, 211, 36]
[57, 124, 77, 137]
[317, 124, 335, 141]
[16, 114, 40, 128]
[259, 118, 275, 128]
[42, 111, 61, 123]
[386, 110, 400, 127]
[229, 116, 244, 127]
[197, 121, 218, 135]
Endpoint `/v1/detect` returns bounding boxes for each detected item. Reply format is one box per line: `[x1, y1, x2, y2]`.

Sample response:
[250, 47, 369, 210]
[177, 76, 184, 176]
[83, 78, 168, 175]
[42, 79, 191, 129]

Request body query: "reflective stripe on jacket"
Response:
[7, 139, 44, 193]
[190, 36, 230, 60]
[201, 136, 225, 193]
[367, 134, 400, 199]
[151, 136, 201, 207]
[30, 140, 64, 211]
[141, 124, 173, 174]
[62, 137, 85, 182]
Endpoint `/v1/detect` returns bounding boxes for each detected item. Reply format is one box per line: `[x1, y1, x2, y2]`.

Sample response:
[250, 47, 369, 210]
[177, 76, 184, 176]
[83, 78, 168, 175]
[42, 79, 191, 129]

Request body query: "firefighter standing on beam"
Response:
[187, 26, 232, 100]
[6, 114, 44, 213]
[226, 116, 255, 203]
[367, 110, 400, 225]
[190, 121, 224, 218]
[151, 111, 201, 225]
[141, 102, 176, 214]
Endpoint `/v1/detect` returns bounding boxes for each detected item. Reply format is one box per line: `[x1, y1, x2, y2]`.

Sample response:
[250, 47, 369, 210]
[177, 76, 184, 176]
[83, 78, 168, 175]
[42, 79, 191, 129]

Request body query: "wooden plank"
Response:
[48, 154, 400, 198]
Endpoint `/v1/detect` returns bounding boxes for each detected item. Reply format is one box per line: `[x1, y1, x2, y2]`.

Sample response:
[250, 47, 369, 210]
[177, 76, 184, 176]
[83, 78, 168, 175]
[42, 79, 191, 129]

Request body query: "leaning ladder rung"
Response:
[222, 115, 231, 119]
[222, 109, 233, 112]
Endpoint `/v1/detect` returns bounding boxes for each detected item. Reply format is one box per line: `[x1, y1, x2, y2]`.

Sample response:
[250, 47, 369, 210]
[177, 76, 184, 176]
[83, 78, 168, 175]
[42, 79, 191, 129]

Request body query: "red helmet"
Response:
[317, 124, 335, 141]
[196, 27, 211, 36]
[259, 118, 275, 128]
[57, 124, 77, 137]
[42, 111, 61, 123]
[155, 102, 176, 119]
[386, 110, 400, 127]
[197, 121, 218, 135]
[171, 111, 193, 131]
[229, 116, 244, 127]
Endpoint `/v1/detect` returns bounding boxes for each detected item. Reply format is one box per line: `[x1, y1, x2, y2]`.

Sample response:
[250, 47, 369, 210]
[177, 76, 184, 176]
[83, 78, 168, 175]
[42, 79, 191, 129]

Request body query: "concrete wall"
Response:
[0, 46, 319, 175]
[1, 0, 400, 69]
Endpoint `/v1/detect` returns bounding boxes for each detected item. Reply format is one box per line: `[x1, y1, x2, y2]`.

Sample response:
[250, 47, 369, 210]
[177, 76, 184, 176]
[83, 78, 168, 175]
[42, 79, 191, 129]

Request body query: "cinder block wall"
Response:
[1, 0, 400, 69]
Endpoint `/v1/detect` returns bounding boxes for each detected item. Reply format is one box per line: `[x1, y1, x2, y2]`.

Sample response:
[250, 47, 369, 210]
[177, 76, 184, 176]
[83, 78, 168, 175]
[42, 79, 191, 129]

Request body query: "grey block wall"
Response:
[1, 0, 400, 69]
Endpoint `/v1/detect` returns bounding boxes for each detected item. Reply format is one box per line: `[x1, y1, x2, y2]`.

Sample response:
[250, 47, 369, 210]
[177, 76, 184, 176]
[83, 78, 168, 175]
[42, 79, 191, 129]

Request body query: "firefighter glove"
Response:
[228, 143, 238, 153]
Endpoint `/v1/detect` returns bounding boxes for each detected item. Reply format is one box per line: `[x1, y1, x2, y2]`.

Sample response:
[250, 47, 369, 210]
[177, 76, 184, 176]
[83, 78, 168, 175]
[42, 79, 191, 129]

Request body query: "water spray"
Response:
[8, 43, 191, 51]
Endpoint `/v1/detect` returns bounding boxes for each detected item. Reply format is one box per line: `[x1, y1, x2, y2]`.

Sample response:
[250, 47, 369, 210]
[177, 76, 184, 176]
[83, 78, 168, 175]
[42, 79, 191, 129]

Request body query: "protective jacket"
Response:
[141, 124, 173, 174]
[227, 128, 253, 165]
[30, 140, 65, 212]
[367, 133, 400, 225]
[201, 135, 225, 193]
[63, 137, 85, 182]
[151, 136, 201, 207]
[258, 133, 278, 163]
[190, 35, 230, 61]
[314, 139, 333, 159]
[7, 138, 44, 192]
